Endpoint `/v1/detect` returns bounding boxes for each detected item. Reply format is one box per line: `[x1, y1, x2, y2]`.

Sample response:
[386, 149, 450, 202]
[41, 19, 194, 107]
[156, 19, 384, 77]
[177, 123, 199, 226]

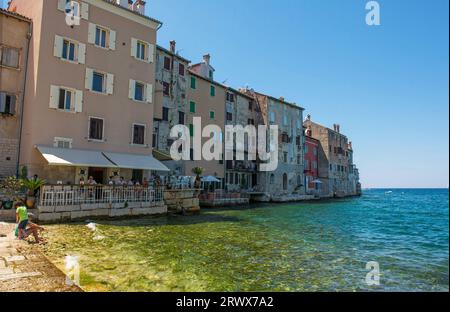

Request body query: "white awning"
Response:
[36, 145, 116, 168]
[103, 152, 170, 172]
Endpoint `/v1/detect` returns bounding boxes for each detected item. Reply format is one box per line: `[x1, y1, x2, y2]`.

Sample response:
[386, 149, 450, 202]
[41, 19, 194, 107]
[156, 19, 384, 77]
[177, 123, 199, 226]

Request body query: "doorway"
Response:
[88, 167, 105, 184]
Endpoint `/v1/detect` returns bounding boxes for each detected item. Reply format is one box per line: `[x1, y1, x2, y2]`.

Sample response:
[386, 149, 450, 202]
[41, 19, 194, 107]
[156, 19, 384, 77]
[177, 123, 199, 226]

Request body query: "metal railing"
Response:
[39, 185, 164, 207]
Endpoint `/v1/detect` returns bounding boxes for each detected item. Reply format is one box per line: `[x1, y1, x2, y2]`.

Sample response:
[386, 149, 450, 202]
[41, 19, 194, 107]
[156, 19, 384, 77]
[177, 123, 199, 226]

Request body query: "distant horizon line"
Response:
[363, 187, 449, 190]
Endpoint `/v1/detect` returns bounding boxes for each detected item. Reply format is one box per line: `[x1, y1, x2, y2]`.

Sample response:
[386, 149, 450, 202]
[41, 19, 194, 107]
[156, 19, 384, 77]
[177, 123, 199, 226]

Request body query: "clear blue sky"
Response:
[150, 0, 449, 188]
[2, 0, 448, 188]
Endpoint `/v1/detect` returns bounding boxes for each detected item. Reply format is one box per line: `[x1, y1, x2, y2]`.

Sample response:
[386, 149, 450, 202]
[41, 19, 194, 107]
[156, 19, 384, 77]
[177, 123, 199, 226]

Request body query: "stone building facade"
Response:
[0, 9, 31, 178]
[304, 116, 360, 197]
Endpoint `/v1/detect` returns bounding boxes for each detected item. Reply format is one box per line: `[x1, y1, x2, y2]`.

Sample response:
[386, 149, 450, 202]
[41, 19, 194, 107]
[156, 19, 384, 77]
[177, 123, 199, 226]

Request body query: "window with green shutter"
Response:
[210, 111, 215, 119]
[210, 85, 215, 97]
[190, 77, 196, 89]
[189, 124, 194, 137]
[190, 101, 196, 113]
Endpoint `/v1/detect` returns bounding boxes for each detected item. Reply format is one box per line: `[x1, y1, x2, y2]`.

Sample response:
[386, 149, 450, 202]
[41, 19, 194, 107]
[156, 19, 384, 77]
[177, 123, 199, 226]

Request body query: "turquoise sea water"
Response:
[42, 189, 449, 292]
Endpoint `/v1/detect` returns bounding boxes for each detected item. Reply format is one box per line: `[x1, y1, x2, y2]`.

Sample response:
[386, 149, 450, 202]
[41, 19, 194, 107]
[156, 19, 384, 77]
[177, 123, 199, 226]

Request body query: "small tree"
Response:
[22, 178, 46, 196]
[192, 167, 204, 189]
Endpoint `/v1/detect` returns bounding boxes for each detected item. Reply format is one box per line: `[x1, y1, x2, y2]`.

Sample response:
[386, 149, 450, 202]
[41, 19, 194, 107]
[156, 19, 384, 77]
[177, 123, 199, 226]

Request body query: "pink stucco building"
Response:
[8, 0, 168, 184]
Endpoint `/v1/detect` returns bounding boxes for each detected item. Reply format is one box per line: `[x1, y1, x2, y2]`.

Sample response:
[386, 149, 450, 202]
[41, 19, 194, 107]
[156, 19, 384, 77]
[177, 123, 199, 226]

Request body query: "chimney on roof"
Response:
[169, 40, 176, 53]
[337, 124, 340, 133]
[133, 0, 146, 15]
[279, 96, 285, 102]
[348, 141, 353, 150]
[203, 54, 211, 66]
[116, 0, 130, 8]
[306, 114, 311, 121]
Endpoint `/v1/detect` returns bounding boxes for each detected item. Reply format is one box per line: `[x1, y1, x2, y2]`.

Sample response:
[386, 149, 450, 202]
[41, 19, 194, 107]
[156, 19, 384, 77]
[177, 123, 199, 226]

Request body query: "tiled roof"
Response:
[101, 0, 162, 26]
[0, 7, 32, 22]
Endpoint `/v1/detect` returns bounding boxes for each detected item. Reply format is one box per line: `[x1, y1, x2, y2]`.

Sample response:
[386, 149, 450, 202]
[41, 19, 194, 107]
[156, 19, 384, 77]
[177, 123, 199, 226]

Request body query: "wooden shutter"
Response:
[128, 79, 135, 99]
[81, 2, 89, 20]
[74, 90, 83, 112]
[78, 43, 86, 64]
[88, 23, 96, 44]
[49, 86, 60, 109]
[85, 68, 93, 90]
[57, 0, 66, 11]
[109, 30, 116, 50]
[131, 38, 137, 57]
[106, 73, 114, 95]
[53, 35, 63, 58]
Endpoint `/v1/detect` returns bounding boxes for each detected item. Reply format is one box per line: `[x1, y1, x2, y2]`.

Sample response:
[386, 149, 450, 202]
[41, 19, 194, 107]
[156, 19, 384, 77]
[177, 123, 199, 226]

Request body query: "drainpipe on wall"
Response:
[16, 21, 32, 178]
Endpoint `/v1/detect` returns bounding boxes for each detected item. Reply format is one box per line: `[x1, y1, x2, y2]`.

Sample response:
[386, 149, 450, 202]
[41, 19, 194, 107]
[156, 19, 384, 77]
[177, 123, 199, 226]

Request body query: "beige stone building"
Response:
[8, 0, 168, 184]
[304, 116, 360, 197]
[0, 8, 31, 178]
[185, 55, 226, 180]
[252, 92, 306, 200]
[152, 41, 190, 174]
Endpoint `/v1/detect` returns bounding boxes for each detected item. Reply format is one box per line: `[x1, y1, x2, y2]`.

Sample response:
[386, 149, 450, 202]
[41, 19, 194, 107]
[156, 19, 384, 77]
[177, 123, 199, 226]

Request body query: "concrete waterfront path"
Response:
[0, 222, 82, 292]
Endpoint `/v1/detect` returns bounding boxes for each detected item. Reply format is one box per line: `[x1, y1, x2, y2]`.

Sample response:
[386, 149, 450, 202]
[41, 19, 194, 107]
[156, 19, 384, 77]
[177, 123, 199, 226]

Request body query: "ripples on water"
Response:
[41, 189, 449, 292]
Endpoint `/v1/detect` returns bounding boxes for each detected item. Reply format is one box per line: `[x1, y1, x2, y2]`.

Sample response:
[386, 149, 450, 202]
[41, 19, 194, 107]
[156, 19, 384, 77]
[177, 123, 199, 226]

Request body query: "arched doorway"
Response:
[283, 173, 288, 190]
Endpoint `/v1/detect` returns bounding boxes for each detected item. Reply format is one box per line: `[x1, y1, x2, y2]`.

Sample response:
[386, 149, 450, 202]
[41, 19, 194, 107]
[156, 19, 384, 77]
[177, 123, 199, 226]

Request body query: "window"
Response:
[210, 111, 215, 119]
[283, 114, 288, 126]
[0, 93, 16, 115]
[305, 144, 309, 153]
[134, 82, 144, 101]
[164, 56, 171, 70]
[226, 92, 234, 102]
[330, 164, 333, 171]
[249, 101, 253, 110]
[283, 152, 288, 163]
[89, 117, 104, 141]
[270, 174, 275, 184]
[226, 112, 233, 121]
[189, 101, 196, 113]
[305, 159, 310, 169]
[210, 85, 216, 97]
[297, 155, 301, 165]
[209, 70, 213, 79]
[179, 63, 185, 76]
[248, 119, 254, 125]
[313, 161, 318, 169]
[190, 77, 196, 89]
[178, 111, 185, 125]
[136, 41, 146, 60]
[92, 72, 105, 93]
[65, 1, 80, 18]
[58, 88, 73, 111]
[132, 124, 145, 145]
[313, 147, 318, 156]
[0, 46, 19, 68]
[152, 133, 157, 148]
[54, 137, 72, 149]
[62, 40, 76, 61]
[163, 82, 170, 96]
[269, 111, 275, 123]
[162, 107, 169, 121]
[95, 26, 107, 48]
[189, 124, 194, 137]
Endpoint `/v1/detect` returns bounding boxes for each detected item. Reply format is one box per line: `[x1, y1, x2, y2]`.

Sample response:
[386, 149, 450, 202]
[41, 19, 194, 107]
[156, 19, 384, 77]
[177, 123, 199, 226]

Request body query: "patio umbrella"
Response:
[201, 176, 221, 183]
[312, 179, 323, 184]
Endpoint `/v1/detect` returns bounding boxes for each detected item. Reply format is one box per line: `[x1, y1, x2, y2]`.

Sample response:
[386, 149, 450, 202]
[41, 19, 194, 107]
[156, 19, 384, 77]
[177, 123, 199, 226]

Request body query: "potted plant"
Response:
[192, 167, 204, 189]
[22, 177, 46, 208]
[0, 177, 23, 210]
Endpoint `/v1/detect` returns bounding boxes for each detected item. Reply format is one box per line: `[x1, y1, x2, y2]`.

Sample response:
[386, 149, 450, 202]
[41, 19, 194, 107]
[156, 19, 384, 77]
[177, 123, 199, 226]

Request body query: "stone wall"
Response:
[0, 138, 19, 178]
[37, 202, 167, 223]
[163, 189, 200, 213]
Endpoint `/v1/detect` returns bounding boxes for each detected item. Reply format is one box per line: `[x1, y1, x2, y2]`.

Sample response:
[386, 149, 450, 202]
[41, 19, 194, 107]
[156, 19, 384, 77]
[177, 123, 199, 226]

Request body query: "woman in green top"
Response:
[15, 202, 44, 243]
